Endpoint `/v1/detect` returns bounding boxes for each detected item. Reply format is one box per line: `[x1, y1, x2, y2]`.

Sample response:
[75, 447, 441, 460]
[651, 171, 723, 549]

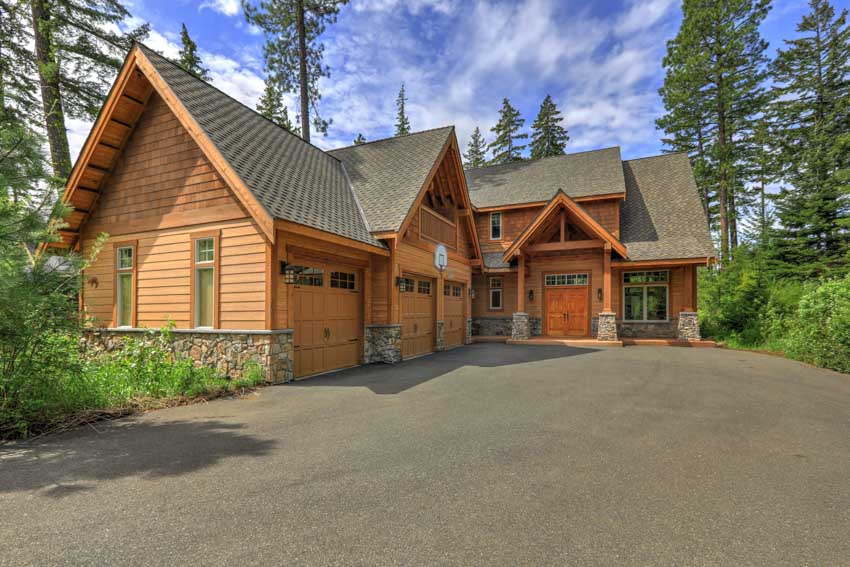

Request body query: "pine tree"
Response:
[0, 1, 40, 120]
[243, 0, 348, 142]
[27, 0, 149, 180]
[394, 83, 410, 136]
[353, 133, 366, 145]
[529, 94, 568, 159]
[657, 0, 771, 263]
[488, 98, 527, 164]
[257, 77, 299, 134]
[178, 23, 210, 80]
[769, 0, 850, 277]
[463, 126, 487, 168]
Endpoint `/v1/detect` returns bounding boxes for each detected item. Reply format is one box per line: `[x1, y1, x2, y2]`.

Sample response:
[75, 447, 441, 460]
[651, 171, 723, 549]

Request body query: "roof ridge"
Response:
[135, 41, 343, 164]
[329, 125, 454, 152]
[623, 151, 689, 163]
[464, 145, 622, 174]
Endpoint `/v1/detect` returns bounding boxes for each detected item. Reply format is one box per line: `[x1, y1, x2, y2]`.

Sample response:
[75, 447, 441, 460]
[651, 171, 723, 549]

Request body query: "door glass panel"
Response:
[645, 286, 668, 320]
[624, 287, 644, 321]
[196, 267, 214, 327]
[117, 273, 132, 326]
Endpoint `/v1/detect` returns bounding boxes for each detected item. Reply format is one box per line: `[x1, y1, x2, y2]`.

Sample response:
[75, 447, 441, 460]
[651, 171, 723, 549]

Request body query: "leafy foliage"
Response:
[394, 83, 410, 136]
[529, 94, 568, 159]
[178, 23, 210, 80]
[488, 98, 527, 164]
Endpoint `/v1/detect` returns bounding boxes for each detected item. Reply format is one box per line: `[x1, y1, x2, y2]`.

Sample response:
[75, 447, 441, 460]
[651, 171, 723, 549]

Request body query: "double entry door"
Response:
[545, 286, 589, 337]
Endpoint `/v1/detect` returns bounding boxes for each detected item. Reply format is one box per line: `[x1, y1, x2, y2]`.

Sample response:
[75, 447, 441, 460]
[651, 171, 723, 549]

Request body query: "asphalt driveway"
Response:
[2, 344, 848, 566]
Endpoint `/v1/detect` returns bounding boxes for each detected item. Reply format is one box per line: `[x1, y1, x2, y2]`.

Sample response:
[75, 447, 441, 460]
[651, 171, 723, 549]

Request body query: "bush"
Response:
[783, 275, 850, 373]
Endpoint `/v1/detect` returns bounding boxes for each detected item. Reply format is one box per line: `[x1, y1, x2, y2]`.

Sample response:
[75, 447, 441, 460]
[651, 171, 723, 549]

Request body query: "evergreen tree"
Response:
[0, 1, 40, 120]
[394, 83, 410, 136]
[488, 98, 527, 164]
[463, 126, 487, 168]
[257, 77, 299, 134]
[243, 0, 348, 142]
[178, 23, 210, 80]
[529, 94, 568, 159]
[353, 133, 366, 145]
[27, 0, 149, 180]
[769, 0, 850, 277]
[657, 0, 771, 263]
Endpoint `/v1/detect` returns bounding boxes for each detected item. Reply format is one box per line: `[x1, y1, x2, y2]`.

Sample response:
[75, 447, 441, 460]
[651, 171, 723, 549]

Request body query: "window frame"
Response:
[489, 211, 502, 240]
[544, 273, 589, 287]
[489, 277, 503, 311]
[622, 270, 669, 323]
[417, 279, 432, 295]
[113, 240, 138, 328]
[330, 270, 356, 290]
[191, 230, 221, 329]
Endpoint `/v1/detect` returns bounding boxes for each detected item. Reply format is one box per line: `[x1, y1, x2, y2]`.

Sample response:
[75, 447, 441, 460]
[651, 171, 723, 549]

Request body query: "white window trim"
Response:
[193, 237, 216, 329]
[622, 270, 670, 323]
[115, 245, 134, 328]
[489, 212, 502, 240]
[489, 288, 503, 310]
[544, 272, 589, 287]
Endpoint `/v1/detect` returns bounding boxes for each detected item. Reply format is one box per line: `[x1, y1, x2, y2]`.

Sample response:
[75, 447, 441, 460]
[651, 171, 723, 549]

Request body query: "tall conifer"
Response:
[488, 98, 526, 164]
[394, 83, 410, 136]
[178, 23, 210, 80]
[529, 94, 568, 159]
[463, 127, 487, 168]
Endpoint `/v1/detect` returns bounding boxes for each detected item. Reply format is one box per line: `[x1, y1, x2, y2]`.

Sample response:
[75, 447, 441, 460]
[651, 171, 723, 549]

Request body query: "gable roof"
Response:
[328, 127, 454, 233]
[502, 190, 628, 261]
[136, 44, 383, 249]
[465, 147, 626, 208]
[620, 153, 715, 261]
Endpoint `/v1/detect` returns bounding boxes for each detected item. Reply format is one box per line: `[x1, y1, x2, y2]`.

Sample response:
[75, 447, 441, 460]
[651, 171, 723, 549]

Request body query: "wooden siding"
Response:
[82, 219, 268, 330]
[581, 199, 620, 238]
[471, 273, 518, 316]
[83, 92, 247, 237]
[475, 207, 543, 254]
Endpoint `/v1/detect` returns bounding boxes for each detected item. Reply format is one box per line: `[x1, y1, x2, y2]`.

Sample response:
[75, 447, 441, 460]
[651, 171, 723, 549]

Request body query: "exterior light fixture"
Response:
[280, 262, 303, 285]
[597, 288, 603, 301]
[469, 287, 476, 299]
[396, 276, 404, 287]
[528, 289, 534, 302]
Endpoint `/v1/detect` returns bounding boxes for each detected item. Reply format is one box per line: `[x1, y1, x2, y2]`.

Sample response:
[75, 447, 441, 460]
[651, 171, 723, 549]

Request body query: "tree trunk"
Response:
[728, 189, 738, 252]
[30, 0, 71, 181]
[295, 0, 310, 143]
[716, 72, 729, 264]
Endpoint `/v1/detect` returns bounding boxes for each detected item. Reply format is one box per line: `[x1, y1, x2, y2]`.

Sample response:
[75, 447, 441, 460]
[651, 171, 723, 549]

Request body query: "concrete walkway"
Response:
[1, 344, 848, 566]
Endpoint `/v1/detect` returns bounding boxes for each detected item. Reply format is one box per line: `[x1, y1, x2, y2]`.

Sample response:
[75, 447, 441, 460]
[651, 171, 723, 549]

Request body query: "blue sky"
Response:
[69, 0, 811, 163]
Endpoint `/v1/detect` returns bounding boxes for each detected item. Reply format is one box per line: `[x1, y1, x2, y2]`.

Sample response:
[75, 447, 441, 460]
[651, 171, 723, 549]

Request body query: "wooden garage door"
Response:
[443, 281, 465, 349]
[401, 276, 435, 358]
[294, 265, 362, 378]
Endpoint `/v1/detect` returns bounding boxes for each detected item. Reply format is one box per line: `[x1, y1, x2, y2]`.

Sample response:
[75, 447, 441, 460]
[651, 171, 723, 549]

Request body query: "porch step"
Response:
[622, 339, 717, 348]
[506, 338, 623, 348]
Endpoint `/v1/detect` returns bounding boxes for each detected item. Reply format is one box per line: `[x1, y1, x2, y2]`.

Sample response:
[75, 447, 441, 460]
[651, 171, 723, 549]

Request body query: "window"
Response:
[399, 277, 415, 292]
[295, 267, 324, 287]
[193, 237, 216, 328]
[489, 277, 503, 310]
[331, 271, 356, 290]
[490, 212, 502, 240]
[452, 285, 462, 298]
[444, 283, 451, 296]
[418, 280, 431, 295]
[623, 270, 669, 321]
[115, 244, 135, 327]
[545, 273, 588, 287]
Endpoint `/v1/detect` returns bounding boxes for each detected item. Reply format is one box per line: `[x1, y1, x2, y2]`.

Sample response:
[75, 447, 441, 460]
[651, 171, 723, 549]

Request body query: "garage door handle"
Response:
[414, 323, 418, 333]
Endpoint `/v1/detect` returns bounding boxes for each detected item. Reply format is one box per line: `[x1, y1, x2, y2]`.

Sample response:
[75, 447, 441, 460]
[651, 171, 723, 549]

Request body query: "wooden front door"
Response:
[443, 281, 465, 349]
[545, 287, 588, 337]
[294, 266, 362, 378]
[402, 276, 435, 358]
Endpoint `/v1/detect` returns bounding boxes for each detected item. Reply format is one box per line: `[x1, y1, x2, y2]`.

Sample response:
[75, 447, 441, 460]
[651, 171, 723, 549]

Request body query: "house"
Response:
[57, 44, 714, 383]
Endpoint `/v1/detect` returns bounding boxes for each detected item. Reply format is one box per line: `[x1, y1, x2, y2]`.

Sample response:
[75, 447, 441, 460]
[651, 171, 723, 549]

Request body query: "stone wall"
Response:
[465, 319, 473, 344]
[472, 317, 513, 337]
[436, 321, 445, 351]
[511, 312, 530, 340]
[597, 312, 618, 341]
[365, 324, 402, 364]
[677, 312, 701, 341]
[529, 317, 543, 337]
[617, 320, 678, 339]
[83, 328, 294, 384]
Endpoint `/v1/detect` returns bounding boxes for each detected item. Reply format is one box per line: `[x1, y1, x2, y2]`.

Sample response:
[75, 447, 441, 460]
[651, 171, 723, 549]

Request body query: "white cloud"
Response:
[199, 0, 241, 17]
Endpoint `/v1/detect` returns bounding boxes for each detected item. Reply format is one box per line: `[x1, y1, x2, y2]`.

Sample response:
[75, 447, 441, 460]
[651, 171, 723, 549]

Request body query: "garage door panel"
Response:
[444, 281, 465, 348]
[401, 277, 435, 358]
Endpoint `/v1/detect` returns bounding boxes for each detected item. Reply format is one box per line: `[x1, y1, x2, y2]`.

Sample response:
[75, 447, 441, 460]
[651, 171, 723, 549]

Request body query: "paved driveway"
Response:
[2, 344, 848, 566]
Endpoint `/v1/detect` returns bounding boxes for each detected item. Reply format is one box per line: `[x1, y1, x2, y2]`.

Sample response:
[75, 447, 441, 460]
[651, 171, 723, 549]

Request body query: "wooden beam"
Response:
[525, 240, 604, 254]
[612, 257, 710, 268]
[86, 164, 111, 174]
[683, 264, 694, 311]
[76, 186, 100, 194]
[121, 93, 146, 105]
[517, 254, 526, 312]
[274, 219, 389, 257]
[603, 243, 612, 312]
[560, 210, 565, 242]
[109, 117, 133, 129]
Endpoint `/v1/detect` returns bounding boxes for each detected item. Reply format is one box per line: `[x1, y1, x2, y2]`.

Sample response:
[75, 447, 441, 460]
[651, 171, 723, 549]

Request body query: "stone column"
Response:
[365, 324, 402, 363]
[596, 311, 618, 341]
[465, 318, 473, 344]
[436, 320, 445, 351]
[511, 312, 530, 340]
[677, 312, 700, 341]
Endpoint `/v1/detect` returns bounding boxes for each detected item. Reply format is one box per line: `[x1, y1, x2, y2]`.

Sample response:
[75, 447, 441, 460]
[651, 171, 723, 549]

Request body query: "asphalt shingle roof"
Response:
[465, 147, 626, 208]
[138, 44, 382, 248]
[482, 252, 510, 269]
[328, 127, 454, 233]
[620, 153, 715, 261]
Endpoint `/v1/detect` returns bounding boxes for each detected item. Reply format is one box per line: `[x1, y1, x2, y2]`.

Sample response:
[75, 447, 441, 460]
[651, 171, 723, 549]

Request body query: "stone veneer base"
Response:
[596, 312, 618, 341]
[511, 312, 530, 340]
[83, 328, 294, 384]
[365, 324, 402, 364]
[676, 312, 701, 341]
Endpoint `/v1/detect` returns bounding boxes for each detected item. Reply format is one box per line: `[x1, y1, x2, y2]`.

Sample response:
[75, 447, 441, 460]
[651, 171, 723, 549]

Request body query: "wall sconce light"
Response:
[396, 276, 404, 287]
[469, 287, 476, 299]
[597, 288, 603, 301]
[280, 261, 303, 284]
[528, 289, 534, 302]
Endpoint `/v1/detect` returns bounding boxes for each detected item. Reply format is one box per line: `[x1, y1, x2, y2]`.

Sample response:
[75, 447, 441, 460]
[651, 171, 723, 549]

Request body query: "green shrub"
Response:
[783, 275, 850, 373]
